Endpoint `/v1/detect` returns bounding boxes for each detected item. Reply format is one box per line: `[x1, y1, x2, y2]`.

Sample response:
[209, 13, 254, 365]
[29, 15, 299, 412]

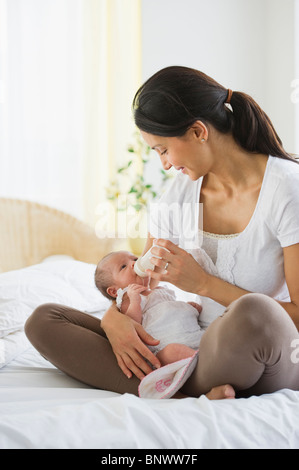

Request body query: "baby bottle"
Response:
[134, 245, 169, 278]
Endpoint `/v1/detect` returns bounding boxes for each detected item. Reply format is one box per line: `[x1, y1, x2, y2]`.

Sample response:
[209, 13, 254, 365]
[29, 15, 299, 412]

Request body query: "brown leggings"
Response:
[24, 293, 299, 398]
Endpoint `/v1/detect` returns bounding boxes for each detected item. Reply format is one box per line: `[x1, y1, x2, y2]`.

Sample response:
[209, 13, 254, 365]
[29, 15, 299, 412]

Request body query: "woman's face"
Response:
[140, 127, 211, 181]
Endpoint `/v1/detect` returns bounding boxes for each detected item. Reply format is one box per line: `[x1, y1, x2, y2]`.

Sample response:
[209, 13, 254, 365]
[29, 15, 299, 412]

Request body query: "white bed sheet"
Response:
[1, 258, 299, 449]
[1, 344, 299, 449]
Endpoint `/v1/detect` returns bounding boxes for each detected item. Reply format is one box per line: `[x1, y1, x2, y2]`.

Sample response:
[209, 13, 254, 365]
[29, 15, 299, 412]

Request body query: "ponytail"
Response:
[229, 91, 294, 162]
[133, 66, 296, 163]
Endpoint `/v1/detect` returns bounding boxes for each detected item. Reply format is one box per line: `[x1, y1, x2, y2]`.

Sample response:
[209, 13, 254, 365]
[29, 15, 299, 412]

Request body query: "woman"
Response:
[25, 66, 299, 398]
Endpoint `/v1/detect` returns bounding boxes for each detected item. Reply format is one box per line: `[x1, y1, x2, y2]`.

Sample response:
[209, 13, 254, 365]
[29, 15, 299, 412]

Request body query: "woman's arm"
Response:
[278, 244, 299, 329]
[148, 238, 250, 302]
[203, 245, 299, 329]
[148, 239, 299, 329]
[205, 246, 299, 329]
[101, 302, 161, 379]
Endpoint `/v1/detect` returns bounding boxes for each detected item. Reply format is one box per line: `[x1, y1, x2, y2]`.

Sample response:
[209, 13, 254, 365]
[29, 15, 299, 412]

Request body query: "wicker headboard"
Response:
[0, 198, 120, 273]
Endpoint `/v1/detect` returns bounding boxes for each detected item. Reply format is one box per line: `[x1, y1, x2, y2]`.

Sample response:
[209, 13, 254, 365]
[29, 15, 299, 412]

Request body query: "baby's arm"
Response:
[120, 284, 148, 324]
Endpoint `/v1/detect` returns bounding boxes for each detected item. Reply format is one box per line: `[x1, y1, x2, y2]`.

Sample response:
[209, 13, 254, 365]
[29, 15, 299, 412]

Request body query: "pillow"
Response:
[0, 259, 111, 338]
[0, 330, 31, 368]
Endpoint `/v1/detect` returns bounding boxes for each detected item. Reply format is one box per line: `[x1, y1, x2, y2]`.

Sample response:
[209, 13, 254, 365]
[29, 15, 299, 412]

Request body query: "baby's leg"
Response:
[157, 343, 196, 366]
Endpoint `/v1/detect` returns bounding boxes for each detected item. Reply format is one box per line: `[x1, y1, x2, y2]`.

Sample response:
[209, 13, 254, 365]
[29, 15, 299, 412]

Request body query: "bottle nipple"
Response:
[134, 248, 155, 277]
[134, 245, 169, 278]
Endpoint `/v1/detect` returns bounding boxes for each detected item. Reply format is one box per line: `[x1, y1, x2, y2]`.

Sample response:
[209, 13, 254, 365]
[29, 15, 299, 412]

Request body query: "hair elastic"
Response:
[226, 89, 233, 104]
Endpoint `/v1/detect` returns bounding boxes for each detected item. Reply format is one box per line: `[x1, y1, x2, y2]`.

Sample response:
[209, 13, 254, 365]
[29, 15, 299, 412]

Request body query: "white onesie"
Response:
[116, 285, 204, 354]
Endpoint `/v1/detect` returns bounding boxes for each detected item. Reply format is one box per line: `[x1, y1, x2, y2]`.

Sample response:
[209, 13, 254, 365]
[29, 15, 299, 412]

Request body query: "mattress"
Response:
[1, 258, 299, 449]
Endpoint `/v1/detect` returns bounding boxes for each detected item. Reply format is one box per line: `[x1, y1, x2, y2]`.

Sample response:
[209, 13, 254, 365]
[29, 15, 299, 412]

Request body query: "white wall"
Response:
[264, 0, 296, 153]
[141, 0, 297, 154]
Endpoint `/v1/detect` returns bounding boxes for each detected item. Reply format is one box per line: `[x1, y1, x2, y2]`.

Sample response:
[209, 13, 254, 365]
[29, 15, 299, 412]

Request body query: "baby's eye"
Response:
[120, 264, 126, 270]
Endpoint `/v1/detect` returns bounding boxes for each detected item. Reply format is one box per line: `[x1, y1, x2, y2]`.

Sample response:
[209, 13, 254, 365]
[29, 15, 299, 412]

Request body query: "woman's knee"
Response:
[24, 303, 59, 343]
[227, 293, 293, 334]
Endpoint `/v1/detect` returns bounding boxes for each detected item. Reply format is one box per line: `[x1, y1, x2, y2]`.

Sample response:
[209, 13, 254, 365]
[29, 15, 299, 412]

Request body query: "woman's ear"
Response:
[190, 120, 208, 141]
[107, 286, 118, 298]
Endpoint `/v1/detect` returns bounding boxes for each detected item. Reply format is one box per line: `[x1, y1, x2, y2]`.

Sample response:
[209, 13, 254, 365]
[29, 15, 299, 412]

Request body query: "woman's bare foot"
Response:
[173, 385, 235, 400]
[205, 384, 235, 400]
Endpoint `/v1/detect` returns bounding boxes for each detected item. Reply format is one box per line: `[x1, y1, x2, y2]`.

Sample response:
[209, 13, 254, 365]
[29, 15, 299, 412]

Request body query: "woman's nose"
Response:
[160, 155, 172, 171]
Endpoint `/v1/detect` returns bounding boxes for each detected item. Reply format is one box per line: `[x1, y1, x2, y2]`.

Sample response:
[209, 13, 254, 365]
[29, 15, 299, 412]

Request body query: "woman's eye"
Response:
[161, 149, 168, 156]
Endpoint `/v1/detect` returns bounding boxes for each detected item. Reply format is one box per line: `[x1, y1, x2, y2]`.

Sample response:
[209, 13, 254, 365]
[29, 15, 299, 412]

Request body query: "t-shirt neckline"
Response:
[196, 155, 273, 240]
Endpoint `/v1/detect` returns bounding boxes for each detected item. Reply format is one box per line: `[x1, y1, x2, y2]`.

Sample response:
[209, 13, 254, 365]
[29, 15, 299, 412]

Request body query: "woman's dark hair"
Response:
[133, 66, 296, 163]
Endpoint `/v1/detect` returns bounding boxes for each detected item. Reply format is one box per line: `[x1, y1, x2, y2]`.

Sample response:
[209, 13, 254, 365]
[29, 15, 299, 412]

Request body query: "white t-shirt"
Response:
[148, 156, 299, 328]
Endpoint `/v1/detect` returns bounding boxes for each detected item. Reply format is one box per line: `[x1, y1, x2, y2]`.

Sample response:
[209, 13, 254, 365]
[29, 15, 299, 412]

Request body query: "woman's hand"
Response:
[101, 305, 161, 380]
[148, 239, 210, 295]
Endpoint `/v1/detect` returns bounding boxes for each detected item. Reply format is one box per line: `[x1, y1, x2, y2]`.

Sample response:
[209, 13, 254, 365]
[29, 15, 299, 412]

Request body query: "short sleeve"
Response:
[273, 172, 299, 248]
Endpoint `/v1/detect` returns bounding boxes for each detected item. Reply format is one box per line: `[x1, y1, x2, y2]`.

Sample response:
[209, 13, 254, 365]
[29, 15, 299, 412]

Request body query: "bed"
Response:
[1, 198, 299, 450]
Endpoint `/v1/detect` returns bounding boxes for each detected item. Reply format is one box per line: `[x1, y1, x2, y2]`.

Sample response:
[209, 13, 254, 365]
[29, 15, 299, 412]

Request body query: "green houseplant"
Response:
[106, 132, 173, 254]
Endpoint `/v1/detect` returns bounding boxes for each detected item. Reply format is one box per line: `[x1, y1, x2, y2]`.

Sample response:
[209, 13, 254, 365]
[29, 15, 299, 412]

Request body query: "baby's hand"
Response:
[188, 301, 202, 314]
[127, 284, 149, 302]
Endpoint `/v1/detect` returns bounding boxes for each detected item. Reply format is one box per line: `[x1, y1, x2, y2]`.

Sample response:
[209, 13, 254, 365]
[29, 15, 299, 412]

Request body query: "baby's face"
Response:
[108, 251, 148, 289]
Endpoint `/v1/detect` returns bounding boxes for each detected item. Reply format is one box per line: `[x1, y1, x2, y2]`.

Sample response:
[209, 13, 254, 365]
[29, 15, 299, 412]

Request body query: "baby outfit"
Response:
[116, 285, 202, 398]
[116, 285, 204, 354]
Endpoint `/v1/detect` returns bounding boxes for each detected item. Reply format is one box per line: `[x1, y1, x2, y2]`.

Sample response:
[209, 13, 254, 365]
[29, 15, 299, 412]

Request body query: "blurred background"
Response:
[0, 0, 298, 231]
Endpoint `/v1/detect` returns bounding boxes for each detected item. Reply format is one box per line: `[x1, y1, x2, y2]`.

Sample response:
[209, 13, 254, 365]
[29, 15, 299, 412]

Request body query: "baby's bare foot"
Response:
[157, 343, 195, 366]
[206, 384, 235, 400]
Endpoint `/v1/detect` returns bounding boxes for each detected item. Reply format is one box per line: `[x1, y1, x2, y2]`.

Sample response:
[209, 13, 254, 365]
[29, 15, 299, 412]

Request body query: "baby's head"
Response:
[94, 251, 146, 301]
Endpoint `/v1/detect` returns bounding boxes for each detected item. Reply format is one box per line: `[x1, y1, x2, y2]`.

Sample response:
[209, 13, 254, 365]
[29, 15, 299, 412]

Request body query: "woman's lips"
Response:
[175, 166, 186, 173]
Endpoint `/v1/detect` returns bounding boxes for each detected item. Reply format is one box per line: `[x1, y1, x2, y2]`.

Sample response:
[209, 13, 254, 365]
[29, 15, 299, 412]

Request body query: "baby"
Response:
[94, 250, 204, 366]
